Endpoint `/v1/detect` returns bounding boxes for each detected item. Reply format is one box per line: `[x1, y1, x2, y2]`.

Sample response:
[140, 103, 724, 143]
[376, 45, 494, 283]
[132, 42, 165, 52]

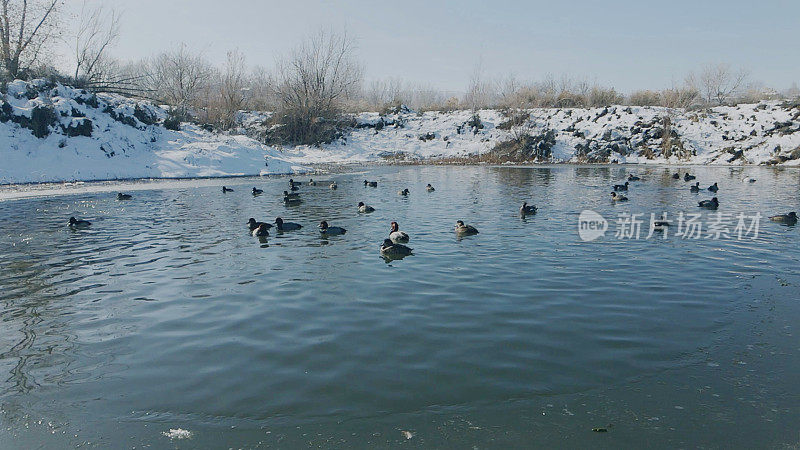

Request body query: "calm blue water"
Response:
[0, 165, 798, 449]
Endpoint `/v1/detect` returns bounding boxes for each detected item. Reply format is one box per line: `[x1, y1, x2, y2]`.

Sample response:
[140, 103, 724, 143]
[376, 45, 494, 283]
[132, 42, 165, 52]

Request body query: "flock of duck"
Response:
[232, 178, 491, 258]
[608, 172, 797, 227]
[66, 173, 797, 251]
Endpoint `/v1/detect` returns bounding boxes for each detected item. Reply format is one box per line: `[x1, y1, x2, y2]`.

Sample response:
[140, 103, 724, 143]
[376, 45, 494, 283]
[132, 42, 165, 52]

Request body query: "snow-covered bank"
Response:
[4, 79, 800, 185]
[1, 80, 307, 184]
[277, 102, 800, 166]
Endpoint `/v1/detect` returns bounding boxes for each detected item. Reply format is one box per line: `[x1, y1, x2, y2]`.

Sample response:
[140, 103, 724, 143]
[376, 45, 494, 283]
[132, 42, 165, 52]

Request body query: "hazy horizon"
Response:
[57, 0, 799, 93]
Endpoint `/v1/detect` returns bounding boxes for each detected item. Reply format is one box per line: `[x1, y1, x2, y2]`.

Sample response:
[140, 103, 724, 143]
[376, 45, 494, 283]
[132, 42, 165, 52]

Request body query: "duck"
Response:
[248, 218, 272, 231]
[520, 202, 537, 215]
[380, 239, 413, 257]
[283, 195, 302, 205]
[628, 174, 641, 181]
[684, 173, 696, 181]
[653, 213, 671, 231]
[252, 223, 270, 237]
[283, 190, 300, 199]
[358, 202, 375, 213]
[290, 184, 299, 191]
[769, 212, 798, 225]
[454, 220, 479, 235]
[274, 217, 302, 231]
[398, 188, 409, 196]
[307, 178, 317, 186]
[426, 184, 435, 192]
[117, 193, 132, 200]
[698, 197, 719, 209]
[672, 173, 681, 179]
[708, 182, 718, 193]
[319, 221, 347, 235]
[611, 192, 628, 202]
[364, 180, 378, 187]
[742, 177, 757, 183]
[68, 216, 91, 228]
[613, 181, 629, 191]
[389, 221, 410, 243]
[330, 182, 338, 190]
[252, 187, 263, 195]
[222, 186, 234, 193]
[690, 182, 700, 192]
[289, 178, 301, 188]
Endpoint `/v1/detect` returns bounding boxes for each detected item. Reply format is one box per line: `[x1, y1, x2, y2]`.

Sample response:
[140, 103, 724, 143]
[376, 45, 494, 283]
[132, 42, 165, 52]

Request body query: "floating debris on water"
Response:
[401, 430, 414, 440]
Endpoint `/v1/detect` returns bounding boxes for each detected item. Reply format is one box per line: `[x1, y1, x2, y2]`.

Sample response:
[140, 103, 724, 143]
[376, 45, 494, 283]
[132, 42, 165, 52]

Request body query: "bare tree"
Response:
[214, 49, 248, 129]
[272, 29, 362, 144]
[464, 60, 495, 111]
[73, 1, 120, 88]
[0, 0, 61, 79]
[142, 45, 213, 120]
[688, 63, 748, 106]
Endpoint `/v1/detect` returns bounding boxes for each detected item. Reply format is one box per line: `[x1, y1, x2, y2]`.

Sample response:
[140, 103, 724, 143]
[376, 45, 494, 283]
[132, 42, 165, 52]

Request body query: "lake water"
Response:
[0, 165, 798, 449]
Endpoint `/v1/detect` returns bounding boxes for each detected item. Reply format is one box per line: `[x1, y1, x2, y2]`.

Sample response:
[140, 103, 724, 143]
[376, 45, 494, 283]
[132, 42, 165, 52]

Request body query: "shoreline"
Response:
[1, 162, 793, 202]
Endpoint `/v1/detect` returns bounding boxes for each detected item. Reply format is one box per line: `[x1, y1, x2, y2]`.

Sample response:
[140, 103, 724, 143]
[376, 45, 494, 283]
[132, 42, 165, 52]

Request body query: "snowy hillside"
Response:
[278, 102, 800, 166]
[0, 80, 307, 184]
[3, 79, 800, 185]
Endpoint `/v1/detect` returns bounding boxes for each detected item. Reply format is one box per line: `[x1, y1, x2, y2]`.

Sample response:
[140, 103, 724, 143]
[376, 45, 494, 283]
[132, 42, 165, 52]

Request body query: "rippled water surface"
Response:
[1, 165, 799, 449]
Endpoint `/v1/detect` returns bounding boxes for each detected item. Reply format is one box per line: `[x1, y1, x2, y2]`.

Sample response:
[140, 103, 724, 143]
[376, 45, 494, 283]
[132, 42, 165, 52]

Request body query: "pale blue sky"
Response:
[62, 0, 799, 92]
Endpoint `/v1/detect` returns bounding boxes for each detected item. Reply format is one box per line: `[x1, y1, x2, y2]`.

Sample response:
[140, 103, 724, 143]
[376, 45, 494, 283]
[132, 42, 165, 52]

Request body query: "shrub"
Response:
[133, 104, 157, 126]
[629, 90, 661, 106]
[28, 105, 59, 138]
[62, 118, 93, 137]
[163, 114, 181, 131]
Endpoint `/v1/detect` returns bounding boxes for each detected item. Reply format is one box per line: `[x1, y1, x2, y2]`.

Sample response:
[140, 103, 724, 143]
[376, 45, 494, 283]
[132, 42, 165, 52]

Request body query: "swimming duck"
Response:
[290, 184, 299, 191]
[248, 218, 272, 231]
[454, 220, 479, 235]
[284, 195, 302, 205]
[222, 186, 234, 193]
[117, 193, 132, 200]
[708, 182, 718, 192]
[690, 182, 700, 192]
[289, 178, 301, 188]
[319, 221, 347, 235]
[358, 202, 375, 213]
[520, 202, 537, 215]
[628, 174, 640, 181]
[283, 190, 300, 199]
[252, 187, 263, 195]
[398, 188, 410, 196]
[307, 179, 317, 186]
[389, 221, 409, 243]
[653, 213, 671, 231]
[769, 212, 798, 225]
[684, 173, 696, 181]
[252, 223, 270, 237]
[364, 180, 378, 187]
[274, 217, 302, 231]
[330, 182, 338, 190]
[380, 238, 413, 257]
[672, 173, 680, 179]
[68, 216, 91, 228]
[611, 192, 628, 202]
[426, 184, 435, 192]
[698, 197, 719, 209]
[613, 181, 629, 191]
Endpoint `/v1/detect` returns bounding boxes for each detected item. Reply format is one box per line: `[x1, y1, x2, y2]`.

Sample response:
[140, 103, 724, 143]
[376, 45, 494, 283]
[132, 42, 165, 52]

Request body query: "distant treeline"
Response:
[1, 0, 798, 145]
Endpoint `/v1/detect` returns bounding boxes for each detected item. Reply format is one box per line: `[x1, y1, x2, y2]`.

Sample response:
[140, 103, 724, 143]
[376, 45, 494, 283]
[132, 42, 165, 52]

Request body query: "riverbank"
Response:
[3, 79, 799, 184]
